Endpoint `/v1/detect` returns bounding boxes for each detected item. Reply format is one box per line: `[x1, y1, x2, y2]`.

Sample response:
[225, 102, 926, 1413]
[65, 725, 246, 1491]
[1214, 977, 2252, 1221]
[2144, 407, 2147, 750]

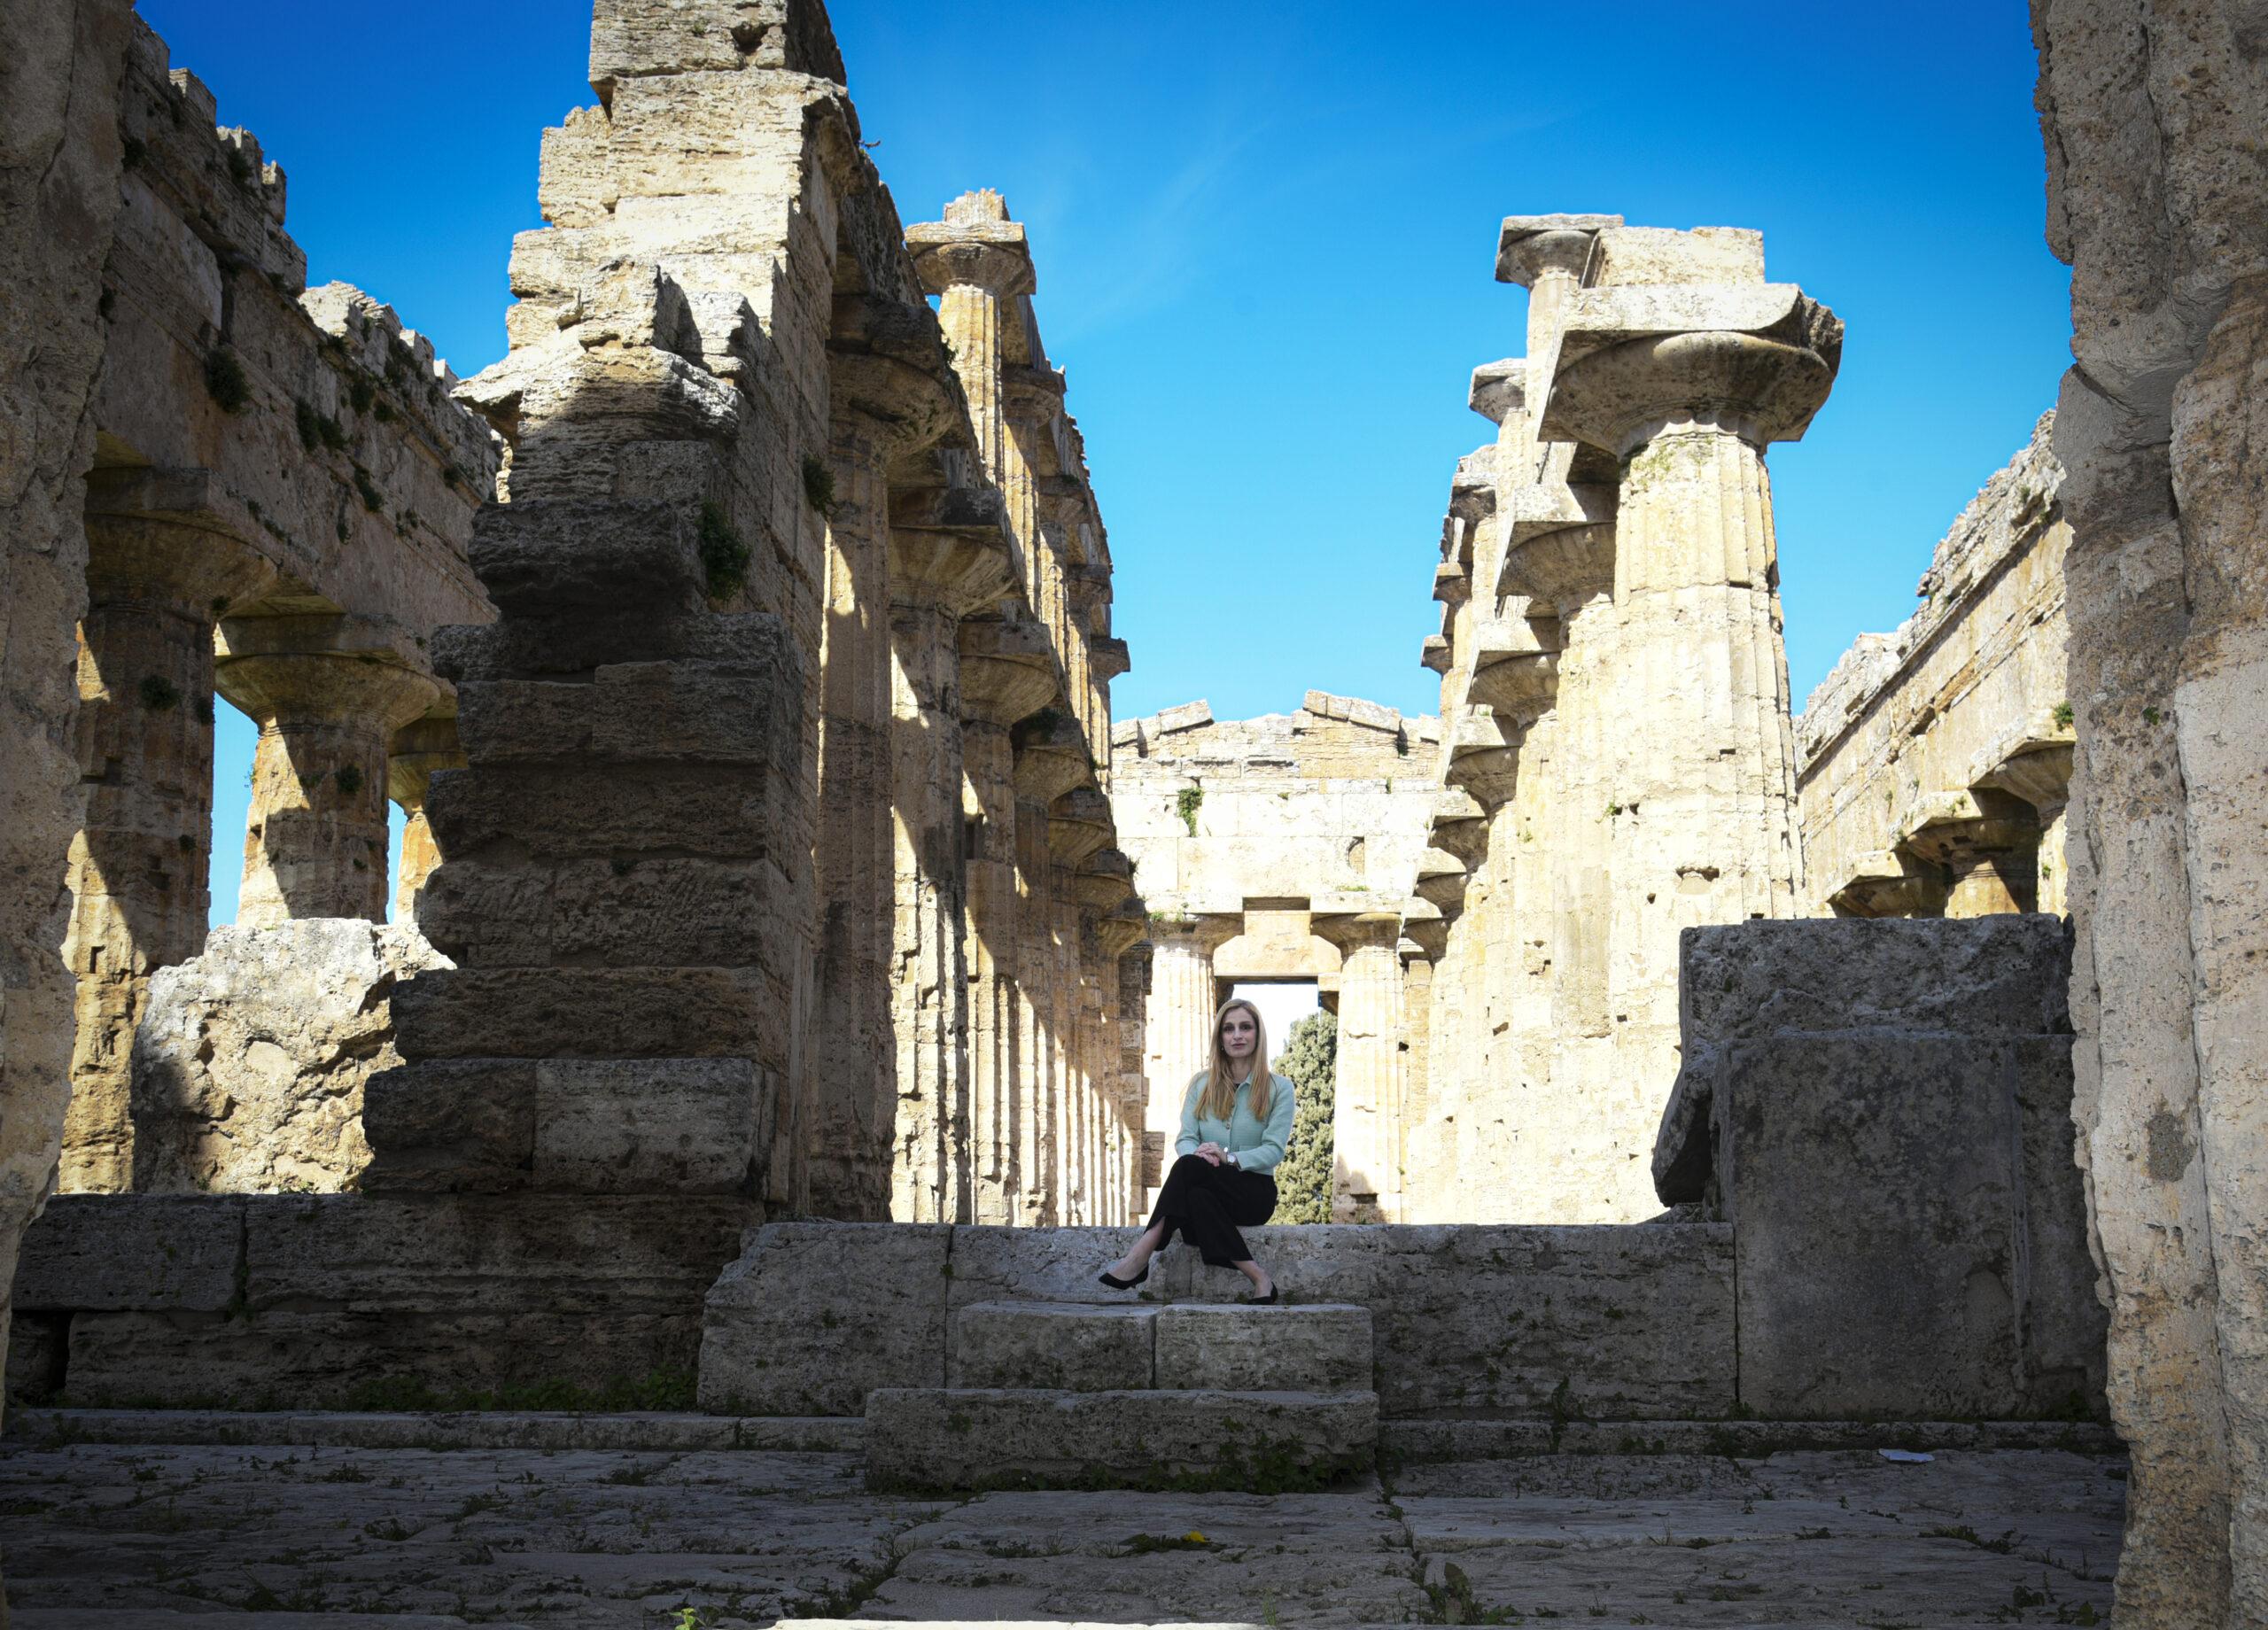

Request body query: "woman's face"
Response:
[1221, 1008, 1258, 1060]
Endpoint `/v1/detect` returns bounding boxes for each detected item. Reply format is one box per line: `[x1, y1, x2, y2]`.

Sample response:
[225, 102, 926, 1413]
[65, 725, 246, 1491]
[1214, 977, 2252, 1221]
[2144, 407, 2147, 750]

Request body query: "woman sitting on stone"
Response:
[1099, 997, 1293, 1303]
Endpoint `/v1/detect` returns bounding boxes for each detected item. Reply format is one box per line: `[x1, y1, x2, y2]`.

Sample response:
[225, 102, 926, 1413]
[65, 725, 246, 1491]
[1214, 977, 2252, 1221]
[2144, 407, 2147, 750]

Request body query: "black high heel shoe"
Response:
[1248, 1278, 1278, 1305]
[1097, 1262, 1149, 1290]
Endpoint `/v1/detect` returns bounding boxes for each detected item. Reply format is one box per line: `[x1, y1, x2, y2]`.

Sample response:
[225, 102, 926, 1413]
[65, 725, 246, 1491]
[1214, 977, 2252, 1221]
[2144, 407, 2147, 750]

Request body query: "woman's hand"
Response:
[1195, 1142, 1225, 1166]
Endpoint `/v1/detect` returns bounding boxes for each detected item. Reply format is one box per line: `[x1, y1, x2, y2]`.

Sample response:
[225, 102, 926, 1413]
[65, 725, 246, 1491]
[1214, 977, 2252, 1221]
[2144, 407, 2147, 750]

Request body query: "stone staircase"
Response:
[865, 1298, 1378, 1492]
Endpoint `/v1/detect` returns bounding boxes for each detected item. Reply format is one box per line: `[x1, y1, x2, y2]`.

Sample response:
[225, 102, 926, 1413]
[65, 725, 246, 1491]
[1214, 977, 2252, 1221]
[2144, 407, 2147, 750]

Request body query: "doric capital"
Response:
[1091, 635, 1130, 681]
[1048, 786, 1114, 864]
[828, 294, 963, 451]
[1147, 912, 1239, 956]
[1012, 709, 1091, 803]
[1501, 479, 1616, 610]
[1311, 910, 1403, 957]
[959, 612, 1061, 726]
[1400, 899, 1449, 963]
[1469, 358, 1526, 425]
[1413, 846, 1471, 914]
[1449, 446, 1495, 525]
[906, 190, 1036, 298]
[1076, 848, 1135, 912]
[1464, 616, 1560, 719]
[1900, 789, 2039, 867]
[1420, 633, 1453, 675]
[1433, 561, 1470, 608]
[1443, 705, 1527, 810]
[1495, 213, 1622, 286]
[82, 467, 277, 614]
[889, 476, 1016, 616]
[1542, 283, 1844, 455]
[1003, 362, 1068, 423]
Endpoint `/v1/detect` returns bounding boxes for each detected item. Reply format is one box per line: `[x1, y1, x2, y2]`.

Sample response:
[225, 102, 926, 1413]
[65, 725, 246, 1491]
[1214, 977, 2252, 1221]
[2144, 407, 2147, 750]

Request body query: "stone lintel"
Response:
[1495, 213, 1623, 286]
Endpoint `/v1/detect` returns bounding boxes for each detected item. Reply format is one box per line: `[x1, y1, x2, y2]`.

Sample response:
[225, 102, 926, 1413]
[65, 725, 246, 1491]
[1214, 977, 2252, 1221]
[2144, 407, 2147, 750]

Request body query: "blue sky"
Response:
[144, 2, 2071, 924]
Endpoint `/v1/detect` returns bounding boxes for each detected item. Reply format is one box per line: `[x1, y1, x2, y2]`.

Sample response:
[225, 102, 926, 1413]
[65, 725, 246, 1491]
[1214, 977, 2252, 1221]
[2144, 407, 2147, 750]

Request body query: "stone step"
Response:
[947, 1299, 1373, 1393]
[865, 1385, 1377, 1492]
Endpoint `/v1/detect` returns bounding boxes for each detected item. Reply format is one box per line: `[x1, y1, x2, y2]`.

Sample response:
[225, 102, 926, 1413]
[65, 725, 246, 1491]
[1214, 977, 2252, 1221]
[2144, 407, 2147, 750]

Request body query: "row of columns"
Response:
[803, 189, 1146, 1224]
[58, 472, 459, 1192]
[1406, 216, 1842, 1223]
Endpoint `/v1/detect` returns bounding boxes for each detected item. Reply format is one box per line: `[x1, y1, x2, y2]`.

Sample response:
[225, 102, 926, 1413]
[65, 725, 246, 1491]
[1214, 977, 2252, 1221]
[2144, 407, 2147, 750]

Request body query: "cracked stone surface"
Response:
[0, 1425, 2122, 1626]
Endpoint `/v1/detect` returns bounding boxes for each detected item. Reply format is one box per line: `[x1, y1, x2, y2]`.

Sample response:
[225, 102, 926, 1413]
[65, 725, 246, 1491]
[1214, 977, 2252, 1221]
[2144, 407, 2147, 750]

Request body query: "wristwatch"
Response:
[1223, 1151, 1239, 1168]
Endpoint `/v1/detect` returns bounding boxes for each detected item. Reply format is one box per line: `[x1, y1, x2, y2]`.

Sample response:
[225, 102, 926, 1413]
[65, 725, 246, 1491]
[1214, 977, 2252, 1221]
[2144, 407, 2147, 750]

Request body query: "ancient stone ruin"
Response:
[0, 0, 2263, 1624]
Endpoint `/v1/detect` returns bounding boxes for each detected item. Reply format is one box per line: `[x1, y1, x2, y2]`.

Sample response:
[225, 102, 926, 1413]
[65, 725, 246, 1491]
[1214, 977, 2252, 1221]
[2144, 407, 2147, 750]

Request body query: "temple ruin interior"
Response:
[1, 0, 2262, 1624]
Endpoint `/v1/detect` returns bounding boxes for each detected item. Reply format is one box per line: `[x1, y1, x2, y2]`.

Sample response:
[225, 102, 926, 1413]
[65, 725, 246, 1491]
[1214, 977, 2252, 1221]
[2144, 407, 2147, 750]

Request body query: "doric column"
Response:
[958, 613, 1060, 1224]
[58, 484, 276, 1191]
[1542, 276, 1840, 1208]
[1904, 792, 2042, 917]
[906, 190, 1034, 493]
[216, 617, 439, 930]
[386, 715, 463, 923]
[1497, 214, 1622, 404]
[1140, 912, 1238, 1192]
[886, 477, 1015, 1223]
[808, 306, 962, 1219]
[1315, 912, 1407, 1222]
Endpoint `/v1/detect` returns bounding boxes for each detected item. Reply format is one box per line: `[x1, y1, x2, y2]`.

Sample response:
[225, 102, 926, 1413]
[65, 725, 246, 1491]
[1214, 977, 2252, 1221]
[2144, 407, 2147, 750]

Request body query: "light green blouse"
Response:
[1175, 1071, 1297, 1176]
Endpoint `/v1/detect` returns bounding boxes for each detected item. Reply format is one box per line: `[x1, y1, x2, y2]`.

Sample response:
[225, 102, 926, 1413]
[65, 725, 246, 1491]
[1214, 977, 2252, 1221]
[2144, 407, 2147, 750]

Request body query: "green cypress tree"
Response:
[1271, 1010, 1337, 1224]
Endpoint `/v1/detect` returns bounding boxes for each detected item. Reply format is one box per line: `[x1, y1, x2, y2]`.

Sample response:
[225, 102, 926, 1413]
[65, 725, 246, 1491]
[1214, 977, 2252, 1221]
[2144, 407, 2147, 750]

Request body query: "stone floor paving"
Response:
[0, 1422, 2124, 1626]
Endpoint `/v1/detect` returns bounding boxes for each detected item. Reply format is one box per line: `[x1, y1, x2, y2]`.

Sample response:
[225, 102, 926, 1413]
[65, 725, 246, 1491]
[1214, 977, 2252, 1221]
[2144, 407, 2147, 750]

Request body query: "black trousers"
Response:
[1148, 1154, 1278, 1267]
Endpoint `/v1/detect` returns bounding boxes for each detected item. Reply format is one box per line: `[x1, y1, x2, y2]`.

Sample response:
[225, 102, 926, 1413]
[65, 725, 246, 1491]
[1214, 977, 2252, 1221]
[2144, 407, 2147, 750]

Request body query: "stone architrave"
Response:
[59, 486, 276, 1191]
[1541, 270, 1840, 1209]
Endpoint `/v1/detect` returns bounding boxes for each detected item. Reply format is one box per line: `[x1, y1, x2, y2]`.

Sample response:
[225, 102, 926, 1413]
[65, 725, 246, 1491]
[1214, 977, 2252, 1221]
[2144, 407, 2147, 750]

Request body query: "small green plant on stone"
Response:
[802, 453, 838, 518]
[698, 500, 751, 603]
[138, 674, 183, 711]
[1176, 786, 1203, 836]
[204, 345, 252, 413]
[334, 764, 363, 796]
[2053, 699, 2075, 730]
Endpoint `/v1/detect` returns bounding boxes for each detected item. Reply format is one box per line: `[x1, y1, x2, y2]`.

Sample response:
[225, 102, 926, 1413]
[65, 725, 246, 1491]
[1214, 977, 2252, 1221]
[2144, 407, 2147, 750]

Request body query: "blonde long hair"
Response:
[1198, 997, 1272, 1122]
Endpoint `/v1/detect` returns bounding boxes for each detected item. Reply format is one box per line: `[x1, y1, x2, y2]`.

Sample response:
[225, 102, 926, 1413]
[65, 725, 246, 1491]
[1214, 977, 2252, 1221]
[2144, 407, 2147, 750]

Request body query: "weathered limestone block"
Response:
[948, 1301, 1154, 1391]
[864, 1386, 1378, 1493]
[2032, 8, 2268, 1620]
[1654, 916, 2102, 1421]
[129, 920, 447, 1193]
[1153, 1303, 1372, 1394]
[696, 1222, 952, 1414]
[391, 966, 781, 1059]
[697, 1222, 1736, 1419]
[13, 1192, 750, 1407]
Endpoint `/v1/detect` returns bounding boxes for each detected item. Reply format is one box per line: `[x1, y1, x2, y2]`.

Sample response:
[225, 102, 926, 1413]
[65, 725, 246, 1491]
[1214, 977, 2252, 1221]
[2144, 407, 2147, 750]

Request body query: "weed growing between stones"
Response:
[1177, 785, 1203, 835]
[203, 345, 251, 412]
[802, 454, 838, 519]
[698, 501, 751, 603]
[138, 674, 183, 711]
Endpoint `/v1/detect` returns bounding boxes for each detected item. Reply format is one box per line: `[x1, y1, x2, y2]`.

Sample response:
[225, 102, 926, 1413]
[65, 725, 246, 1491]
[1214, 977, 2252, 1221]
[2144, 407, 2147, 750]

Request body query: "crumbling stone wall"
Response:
[2032, 2, 2268, 1620]
[1113, 693, 1439, 1215]
[1798, 416, 2073, 919]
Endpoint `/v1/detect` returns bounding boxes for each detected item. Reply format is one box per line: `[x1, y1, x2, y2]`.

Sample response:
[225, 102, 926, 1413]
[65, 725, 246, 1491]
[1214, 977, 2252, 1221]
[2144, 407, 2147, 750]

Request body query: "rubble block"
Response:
[948, 1302, 1155, 1391]
[12, 1193, 751, 1408]
[1153, 1303, 1371, 1394]
[864, 1386, 1378, 1493]
[1654, 916, 2104, 1420]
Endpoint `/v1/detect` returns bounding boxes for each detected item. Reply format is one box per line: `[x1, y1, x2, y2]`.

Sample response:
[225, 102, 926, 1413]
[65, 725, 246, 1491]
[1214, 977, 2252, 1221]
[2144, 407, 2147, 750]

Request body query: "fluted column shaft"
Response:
[1141, 917, 1232, 1195]
[959, 717, 1023, 1223]
[803, 407, 900, 1215]
[1320, 914, 1406, 1222]
[59, 515, 273, 1192]
[887, 598, 973, 1222]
